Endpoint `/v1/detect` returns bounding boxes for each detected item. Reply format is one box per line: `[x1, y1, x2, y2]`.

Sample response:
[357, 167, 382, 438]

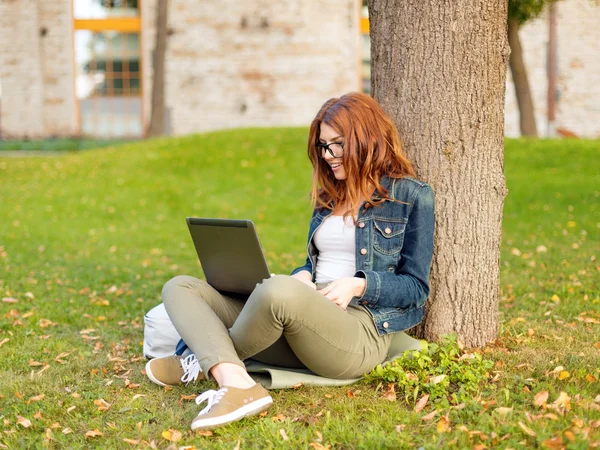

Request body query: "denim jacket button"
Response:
[358, 222, 365, 228]
[360, 248, 367, 255]
[383, 322, 389, 328]
[385, 227, 391, 234]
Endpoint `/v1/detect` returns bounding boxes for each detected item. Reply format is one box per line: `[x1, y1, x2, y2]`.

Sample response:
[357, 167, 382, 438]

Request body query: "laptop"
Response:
[186, 217, 271, 295]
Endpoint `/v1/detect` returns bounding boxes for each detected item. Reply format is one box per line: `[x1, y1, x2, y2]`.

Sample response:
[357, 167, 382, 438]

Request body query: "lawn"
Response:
[0, 131, 598, 449]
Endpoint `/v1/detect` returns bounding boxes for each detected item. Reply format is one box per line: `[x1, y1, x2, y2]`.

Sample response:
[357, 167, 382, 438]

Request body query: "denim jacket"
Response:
[291, 176, 435, 336]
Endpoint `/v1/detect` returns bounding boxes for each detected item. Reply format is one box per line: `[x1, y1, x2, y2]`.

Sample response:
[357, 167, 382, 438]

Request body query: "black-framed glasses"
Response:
[316, 141, 344, 158]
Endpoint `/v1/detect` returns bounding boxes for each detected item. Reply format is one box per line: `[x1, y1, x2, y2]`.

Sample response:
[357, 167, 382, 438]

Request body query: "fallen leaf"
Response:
[558, 371, 570, 380]
[233, 439, 241, 450]
[534, 391, 549, 407]
[2, 298, 18, 303]
[271, 414, 287, 422]
[161, 429, 182, 442]
[196, 430, 213, 437]
[123, 438, 140, 445]
[415, 394, 430, 413]
[34, 411, 43, 419]
[585, 374, 598, 383]
[494, 407, 513, 418]
[27, 394, 45, 404]
[0, 338, 9, 348]
[436, 416, 451, 433]
[279, 429, 289, 441]
[430, 374, 446, 385]
[85, 429, 103, 438]
[324, 394, 333, 399]
[551, 392, 571, 414]
[346, 390, 355, 398]
[62, 428, 72, 434]
[17, 416, 32, 428]
[564, 430, 576, 442]
[382, 383, 397, 401]
[518, 421, 537, 437]
[28, 359, 43, 367]
[422, 410, 438, 421]
[131, 394, 146, 401]
[94, 398, 111, 411]
[309, 442, 331, 450]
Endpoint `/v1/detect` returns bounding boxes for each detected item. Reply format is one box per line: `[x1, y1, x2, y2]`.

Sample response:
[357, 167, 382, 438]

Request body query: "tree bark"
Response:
[508, 17, 538, 137]
[368, 0, 509, 347]
[148, 0, 167, 137]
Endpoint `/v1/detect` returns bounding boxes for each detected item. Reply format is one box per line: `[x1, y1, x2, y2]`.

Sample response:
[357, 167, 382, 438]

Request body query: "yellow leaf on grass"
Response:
[534, 391, 549, 407]
[85, 429, 103, 438]
[541, 436, 564, 449]
[27, 394, 45, 404]
[162, 429, 182, 442]
[17, 416, 32, 428]
[558, 371, 570, 380]
[415, 394, 430, 413]
[518, 421, 537, 437]
[494, 407, 513, 418]
[436, 416, 450, 433]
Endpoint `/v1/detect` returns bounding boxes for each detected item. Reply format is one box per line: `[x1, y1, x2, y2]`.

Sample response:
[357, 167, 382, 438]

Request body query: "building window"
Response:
[73, 0, 143, 138]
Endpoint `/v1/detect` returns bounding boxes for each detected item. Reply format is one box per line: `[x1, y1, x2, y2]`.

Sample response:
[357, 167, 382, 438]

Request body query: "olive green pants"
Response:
[162, 274, 392, 379]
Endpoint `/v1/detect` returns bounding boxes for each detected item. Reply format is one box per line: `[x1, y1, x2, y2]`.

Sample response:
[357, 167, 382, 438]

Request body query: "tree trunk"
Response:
[148, 0, 167, 137]
[368, 0, 509, 347]
[508, 17, 538, 137]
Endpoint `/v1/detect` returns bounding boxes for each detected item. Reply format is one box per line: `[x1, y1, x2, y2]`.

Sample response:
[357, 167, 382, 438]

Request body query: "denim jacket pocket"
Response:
[372, 219, 407, 255]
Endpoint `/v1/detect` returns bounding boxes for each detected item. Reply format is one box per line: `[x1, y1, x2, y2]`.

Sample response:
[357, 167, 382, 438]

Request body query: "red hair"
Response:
[308, 92, 415, 216]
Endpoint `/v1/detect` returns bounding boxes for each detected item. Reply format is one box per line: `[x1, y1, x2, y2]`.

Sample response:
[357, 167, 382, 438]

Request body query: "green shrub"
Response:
[365, 334, 494, 408]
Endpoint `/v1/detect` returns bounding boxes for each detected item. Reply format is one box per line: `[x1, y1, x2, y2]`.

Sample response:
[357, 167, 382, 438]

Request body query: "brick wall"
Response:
[505, 0, 600, 138]
[149, 0, 361, 135]
[0, 0, 76, 139]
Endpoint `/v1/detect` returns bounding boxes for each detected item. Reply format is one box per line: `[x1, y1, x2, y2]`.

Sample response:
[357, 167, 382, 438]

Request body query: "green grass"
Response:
[0, 131, 599, 449]
[0, 138, 133, 152]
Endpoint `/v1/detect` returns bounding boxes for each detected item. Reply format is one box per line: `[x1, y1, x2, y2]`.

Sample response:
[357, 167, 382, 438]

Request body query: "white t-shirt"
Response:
[313, 215, 357, 285]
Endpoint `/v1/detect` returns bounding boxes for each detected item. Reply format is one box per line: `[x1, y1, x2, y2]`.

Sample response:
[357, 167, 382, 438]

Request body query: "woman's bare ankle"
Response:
[210, 362, 256, 389]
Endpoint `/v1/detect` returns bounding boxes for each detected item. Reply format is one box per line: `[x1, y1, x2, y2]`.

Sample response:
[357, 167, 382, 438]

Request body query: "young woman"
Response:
[145, 92, 435, 431]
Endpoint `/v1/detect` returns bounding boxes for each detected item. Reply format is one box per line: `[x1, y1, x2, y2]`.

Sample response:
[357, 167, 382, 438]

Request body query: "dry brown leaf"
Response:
[542, 436, 565, 450]
[62, 428, 73, 434]
[346, 390, 355, 398]
[27, 394, 45, 404]
[436, 416, 451, 433]
[518, 421, 537, 437]
[422, 410, 438, 421]
[292, 382, 303, 388]
[552, 392, 571, 414]
[196, 430, 213, 437]
[415, 394, 430, 413]
[564, 430, 576, 442]
[161, 429, 182, 442]
[271, 414, 287, 422]
[28, 359, 43, 367]
[324, 394, 333, 399]
[534, 390, 549, 407]
[34, 411, 43, 419]
[17, 416, 32, 428]
[382, 383, 397, 401]
[309, 442, 331, 450]
[131, 394, 146, 401]
[123, 438, 141, 445]
[94, 398, 111, 411]
[585, 374, 598, 383]
[279, 429, 289, 441]
[85, 429, 103, 438]
[0, 338, 9, 348]
[2, 298, 18, 303]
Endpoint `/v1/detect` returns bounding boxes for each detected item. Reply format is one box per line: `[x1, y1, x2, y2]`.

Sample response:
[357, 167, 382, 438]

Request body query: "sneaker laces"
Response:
[180, 354, 202, 385]
[195, 387, 228, 416]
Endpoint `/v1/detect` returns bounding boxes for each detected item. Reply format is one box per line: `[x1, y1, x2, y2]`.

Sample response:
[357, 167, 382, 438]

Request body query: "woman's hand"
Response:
[318, 277, 366, 310]
[291, 271, 317, 289]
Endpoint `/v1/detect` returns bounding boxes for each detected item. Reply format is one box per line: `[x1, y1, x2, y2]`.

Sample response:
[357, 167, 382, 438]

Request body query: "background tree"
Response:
[368, 0, 510, 347]
[508, 0, 556, 137]
[148, 0, 168, 137]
